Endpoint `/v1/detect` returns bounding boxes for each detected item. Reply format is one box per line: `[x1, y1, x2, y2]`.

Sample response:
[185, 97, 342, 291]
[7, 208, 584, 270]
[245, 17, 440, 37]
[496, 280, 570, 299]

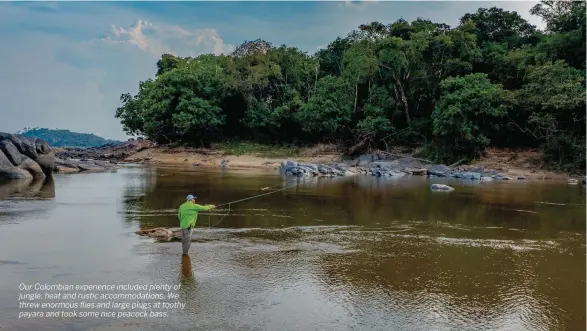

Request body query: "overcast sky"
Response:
[0, 1, 545, 140]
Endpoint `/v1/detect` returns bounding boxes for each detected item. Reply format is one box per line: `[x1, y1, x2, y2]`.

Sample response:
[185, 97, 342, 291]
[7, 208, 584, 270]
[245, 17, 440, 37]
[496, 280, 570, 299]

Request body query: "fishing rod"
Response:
[205, 174, 318, 228]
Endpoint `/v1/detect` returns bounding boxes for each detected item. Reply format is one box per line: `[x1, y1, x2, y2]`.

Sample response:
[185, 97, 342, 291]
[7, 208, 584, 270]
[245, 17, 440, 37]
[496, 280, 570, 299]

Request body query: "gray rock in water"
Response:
[452, 172, 481, 180]
[19, 157, 45, 177]
[430, 184, 455, 192]
[0, 140, 23, 166]
[300, 163, 319, 171]
[470, 167, 485, 174]
[35, 138, 51, 154]
[371, 166, 406, 177]
[371, 160, 399, 169]
[0, 133, 55, 180]
[518, 176, 526, 180]
[354, 154, 383, 166]
[397, 157, 423, 169]
[0, 149, 30, 179]
[281, 160, 298, 169]
[427, 164, 450, 177]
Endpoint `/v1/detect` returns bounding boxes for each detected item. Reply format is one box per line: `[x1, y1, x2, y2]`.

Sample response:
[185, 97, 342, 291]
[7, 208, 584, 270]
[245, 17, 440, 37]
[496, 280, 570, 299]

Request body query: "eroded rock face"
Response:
[0, 133, 54, 180]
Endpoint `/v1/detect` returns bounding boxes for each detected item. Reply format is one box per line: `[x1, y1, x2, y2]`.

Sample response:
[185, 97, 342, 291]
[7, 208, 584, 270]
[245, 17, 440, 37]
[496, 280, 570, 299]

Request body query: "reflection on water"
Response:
[0, 165, 584, 331]
[0, 176, 55, 200]
[180, 255, 193, 279]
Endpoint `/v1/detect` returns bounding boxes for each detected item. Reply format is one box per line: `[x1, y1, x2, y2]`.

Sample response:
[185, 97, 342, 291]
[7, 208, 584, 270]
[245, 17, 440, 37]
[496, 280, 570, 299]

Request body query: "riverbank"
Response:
[126, 143, 342, 170]
[122, 144, 572, 180]
[50, 138, 579, 181]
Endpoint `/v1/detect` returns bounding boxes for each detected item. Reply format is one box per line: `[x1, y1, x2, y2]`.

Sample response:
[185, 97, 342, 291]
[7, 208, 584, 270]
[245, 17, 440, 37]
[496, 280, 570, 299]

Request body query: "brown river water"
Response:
[0, 165, 585, 331]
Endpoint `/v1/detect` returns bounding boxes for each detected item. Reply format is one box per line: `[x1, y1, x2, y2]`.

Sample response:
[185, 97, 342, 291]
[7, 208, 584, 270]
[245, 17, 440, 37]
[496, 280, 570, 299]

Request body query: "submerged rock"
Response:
[430, 184, 455, 192]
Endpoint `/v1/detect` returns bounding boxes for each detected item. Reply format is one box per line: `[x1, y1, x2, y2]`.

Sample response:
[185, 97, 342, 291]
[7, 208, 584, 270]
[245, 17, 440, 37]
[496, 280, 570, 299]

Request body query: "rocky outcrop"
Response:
[0, 133, 54, 179]
[279, 153, 527, 181]
[56, 138, 156, 162]
[52, 138, 156, 173]
[53, 157, 117, 173]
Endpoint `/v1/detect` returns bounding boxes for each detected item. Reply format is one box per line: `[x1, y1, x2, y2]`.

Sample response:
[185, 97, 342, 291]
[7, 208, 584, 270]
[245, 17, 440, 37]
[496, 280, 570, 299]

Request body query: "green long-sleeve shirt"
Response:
[178, 201, 214, 229]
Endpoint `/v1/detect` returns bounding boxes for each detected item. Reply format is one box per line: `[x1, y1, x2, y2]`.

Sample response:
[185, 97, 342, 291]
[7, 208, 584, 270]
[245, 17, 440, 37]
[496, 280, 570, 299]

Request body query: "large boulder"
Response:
[0, 133, 54, 180]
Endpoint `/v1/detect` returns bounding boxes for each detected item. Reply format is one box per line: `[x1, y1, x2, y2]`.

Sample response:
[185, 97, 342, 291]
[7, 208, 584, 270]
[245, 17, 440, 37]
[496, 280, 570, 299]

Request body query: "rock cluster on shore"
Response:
[56, 138, 155, 161]
[279, 153, 524, 181]
[0, 133, 54, 179]
[54, 158, 118, 173]
[0, 132, 149, 178]
[53, 138, 155, 173]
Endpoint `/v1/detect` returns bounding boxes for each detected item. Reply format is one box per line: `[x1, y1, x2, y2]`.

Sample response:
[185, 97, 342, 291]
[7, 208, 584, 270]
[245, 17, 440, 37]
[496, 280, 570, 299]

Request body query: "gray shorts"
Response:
[181, 227, 193, 254]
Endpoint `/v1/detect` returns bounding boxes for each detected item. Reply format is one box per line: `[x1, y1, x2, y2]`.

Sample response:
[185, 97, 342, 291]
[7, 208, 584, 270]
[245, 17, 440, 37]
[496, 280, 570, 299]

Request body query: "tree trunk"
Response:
[394, 82, 411, 127]
[354, 86, 358, 113]
[314, 66, 319, 91]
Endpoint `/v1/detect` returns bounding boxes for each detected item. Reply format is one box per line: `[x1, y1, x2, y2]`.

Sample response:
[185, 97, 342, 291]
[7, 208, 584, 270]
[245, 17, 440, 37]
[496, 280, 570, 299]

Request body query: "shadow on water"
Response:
[0, 176, 55, 200]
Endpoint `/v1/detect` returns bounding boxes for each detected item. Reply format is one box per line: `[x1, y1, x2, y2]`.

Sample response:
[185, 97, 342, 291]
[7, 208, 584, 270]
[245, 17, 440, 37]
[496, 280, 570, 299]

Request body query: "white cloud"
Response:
[102, 19, 235, 57]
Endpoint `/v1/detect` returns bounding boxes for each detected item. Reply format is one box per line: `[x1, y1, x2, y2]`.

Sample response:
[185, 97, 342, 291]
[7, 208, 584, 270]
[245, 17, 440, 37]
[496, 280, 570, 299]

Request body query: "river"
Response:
[0, 165, 585, 331]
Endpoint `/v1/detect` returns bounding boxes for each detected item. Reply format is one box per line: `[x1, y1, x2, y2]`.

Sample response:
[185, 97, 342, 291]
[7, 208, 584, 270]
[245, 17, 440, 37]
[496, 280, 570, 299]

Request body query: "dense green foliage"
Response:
[115, 2, 586, 173]
[17, 128, 121, 148]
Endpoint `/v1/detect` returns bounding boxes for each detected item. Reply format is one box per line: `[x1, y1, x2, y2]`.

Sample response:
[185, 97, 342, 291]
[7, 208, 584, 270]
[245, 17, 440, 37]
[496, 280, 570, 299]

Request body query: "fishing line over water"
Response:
[206, 175, 318, 227]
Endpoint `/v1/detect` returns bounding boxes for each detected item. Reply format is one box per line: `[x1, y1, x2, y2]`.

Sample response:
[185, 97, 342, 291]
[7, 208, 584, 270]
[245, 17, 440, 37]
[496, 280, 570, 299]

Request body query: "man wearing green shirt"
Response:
[178, 194, 215, 256]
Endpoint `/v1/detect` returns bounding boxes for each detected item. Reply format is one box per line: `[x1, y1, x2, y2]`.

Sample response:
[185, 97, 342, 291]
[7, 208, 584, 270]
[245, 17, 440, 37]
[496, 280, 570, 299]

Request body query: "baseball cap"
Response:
[186, 194, 197, 200]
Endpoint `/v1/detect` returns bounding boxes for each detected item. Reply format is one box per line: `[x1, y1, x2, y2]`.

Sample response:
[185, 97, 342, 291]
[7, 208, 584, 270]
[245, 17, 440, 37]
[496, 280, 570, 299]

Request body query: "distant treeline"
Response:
[17, 128, 121, 148]
[115, 1, 586, 173]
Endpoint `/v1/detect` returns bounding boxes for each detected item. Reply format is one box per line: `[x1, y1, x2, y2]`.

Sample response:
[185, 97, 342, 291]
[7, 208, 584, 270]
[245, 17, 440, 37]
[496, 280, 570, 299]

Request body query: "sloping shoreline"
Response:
[50, 139, 578, 181]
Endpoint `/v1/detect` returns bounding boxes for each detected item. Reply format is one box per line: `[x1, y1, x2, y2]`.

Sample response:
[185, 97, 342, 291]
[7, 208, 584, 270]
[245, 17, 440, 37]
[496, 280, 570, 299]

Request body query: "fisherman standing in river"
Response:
[178, 195, 215, 256]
